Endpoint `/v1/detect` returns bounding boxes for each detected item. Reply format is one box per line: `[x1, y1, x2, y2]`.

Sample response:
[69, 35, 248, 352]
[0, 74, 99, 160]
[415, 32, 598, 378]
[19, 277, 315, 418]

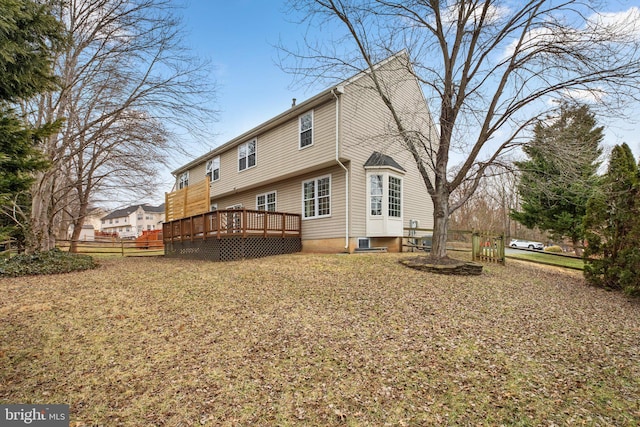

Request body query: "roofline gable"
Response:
[172, 51, 414, 176]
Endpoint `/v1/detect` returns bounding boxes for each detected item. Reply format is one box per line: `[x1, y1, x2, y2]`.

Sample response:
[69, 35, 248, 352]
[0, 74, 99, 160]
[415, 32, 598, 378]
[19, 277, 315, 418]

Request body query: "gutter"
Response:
[332, 85, 349, 251]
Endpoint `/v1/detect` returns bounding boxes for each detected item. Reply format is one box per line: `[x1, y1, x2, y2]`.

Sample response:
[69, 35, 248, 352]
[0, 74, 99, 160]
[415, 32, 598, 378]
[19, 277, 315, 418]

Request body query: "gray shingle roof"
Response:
[364, 152, 406, 171]
[101, 204, 165, 220]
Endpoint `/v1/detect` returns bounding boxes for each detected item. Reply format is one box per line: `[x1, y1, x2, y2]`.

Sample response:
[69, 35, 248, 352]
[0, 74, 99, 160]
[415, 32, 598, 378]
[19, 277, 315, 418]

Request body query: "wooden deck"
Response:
[162, 209, 302, 261]
[163, 209, 301, 241]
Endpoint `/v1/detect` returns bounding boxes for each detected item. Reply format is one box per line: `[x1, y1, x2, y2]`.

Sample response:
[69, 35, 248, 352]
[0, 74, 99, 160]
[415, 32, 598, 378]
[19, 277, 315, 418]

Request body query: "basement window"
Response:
[358, 237, 371, 249]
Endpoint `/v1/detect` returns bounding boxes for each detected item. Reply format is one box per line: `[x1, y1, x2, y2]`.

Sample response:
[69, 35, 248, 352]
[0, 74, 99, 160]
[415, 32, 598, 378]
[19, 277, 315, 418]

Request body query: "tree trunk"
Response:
[69, 201, 89, 253]
[430, 193, 450, 259]
[26, 171, 58, 254]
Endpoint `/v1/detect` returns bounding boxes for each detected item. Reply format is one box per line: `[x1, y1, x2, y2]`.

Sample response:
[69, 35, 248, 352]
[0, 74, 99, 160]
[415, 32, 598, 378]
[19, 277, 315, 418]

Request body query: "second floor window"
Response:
[238, 139, 256, 171]
[178, 171, 189, 189]
[206, 156, 220, 181]
[299, 111, 313, 148]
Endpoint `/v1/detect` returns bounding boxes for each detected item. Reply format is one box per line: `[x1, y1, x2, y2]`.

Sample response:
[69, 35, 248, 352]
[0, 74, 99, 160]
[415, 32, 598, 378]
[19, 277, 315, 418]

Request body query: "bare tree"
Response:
[23, 0, 216, 252]
[449, 165, 519, 236]
[281, 0, 640, 261]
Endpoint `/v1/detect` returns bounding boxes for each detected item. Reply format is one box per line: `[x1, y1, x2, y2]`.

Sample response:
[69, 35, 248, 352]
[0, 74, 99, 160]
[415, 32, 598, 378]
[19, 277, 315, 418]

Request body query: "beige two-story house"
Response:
[170, 52, 437, 253]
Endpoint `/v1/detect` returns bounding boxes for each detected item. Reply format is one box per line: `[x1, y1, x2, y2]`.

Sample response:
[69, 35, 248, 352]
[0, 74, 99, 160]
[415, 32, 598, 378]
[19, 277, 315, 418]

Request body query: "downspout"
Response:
[332, 86, 349, 251]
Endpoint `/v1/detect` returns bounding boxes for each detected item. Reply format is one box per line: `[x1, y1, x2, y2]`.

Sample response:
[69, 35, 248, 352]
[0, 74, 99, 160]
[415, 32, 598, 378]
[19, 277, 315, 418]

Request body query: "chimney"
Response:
[291, 98, 296, 108]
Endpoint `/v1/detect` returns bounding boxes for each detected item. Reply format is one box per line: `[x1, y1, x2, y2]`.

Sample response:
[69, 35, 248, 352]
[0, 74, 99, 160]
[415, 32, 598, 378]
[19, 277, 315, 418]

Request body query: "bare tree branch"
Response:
[280, 0, 640, 259]
[21, 0, 217, 252]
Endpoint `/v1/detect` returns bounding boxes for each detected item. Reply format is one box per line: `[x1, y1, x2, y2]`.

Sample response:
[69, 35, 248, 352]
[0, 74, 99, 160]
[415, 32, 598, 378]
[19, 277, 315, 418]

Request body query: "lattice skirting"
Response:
[164, 236, 302, 261]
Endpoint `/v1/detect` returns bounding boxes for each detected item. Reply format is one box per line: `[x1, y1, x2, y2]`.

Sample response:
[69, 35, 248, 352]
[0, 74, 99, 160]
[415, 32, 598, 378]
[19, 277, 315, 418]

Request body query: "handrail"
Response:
[162, 209, 301, 242]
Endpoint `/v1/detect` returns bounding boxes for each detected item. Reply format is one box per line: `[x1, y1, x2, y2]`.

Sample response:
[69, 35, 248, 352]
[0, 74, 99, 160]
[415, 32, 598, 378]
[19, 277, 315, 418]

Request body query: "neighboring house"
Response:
[84, 208, 108, 231]
[67, 224, 95, 241]
[170, 52, 436, 253]
[101, 204, 165, 238]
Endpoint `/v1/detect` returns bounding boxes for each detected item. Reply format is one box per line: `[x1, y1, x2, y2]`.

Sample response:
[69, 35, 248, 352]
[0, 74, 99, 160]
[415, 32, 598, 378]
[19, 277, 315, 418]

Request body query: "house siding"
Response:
[209, 164, 347, 243]
[340, 59, 436, 239]
[188, 100, 338, 199]
[171, 53, 436, 254]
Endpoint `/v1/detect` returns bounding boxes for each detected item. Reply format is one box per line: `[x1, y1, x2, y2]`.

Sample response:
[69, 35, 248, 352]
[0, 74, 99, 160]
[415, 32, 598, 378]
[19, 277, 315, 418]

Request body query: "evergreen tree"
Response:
[0, 0, 65, 242]
[0, 0, 63, 101]
[0, 111, 51, 201]
[583, 143, 640, 295]
[511, 104, 603, 254]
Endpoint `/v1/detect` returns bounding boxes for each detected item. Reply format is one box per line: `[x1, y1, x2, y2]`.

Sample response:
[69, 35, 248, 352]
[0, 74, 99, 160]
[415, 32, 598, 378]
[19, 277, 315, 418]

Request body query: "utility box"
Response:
[421, 234, 433, 251]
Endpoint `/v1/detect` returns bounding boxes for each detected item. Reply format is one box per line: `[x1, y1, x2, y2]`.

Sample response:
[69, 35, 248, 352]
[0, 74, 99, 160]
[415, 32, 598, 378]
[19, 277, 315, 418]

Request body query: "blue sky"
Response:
[165, 0, 640, 188]
[179, 1, 324, 154]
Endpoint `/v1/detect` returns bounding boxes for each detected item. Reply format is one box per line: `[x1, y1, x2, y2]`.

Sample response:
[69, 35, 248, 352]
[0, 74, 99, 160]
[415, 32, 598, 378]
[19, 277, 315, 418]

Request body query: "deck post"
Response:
[242, 210, 247, 238]
[264, 212, 268, 237]
[217, 211, 221, 239]
[281, 213, 286, 237]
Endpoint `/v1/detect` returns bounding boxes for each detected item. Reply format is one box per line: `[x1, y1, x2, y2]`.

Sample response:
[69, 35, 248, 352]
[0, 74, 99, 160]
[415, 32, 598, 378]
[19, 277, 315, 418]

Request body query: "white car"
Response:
[510, 239, 543, 250]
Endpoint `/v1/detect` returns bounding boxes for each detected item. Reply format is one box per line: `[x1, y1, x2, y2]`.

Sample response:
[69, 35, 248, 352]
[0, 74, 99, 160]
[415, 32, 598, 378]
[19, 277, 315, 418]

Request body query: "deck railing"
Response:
[162, 209, 301, 242]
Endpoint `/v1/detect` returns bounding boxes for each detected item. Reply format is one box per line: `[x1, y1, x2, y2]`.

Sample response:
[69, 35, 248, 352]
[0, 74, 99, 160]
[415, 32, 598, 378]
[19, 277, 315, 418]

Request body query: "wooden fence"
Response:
[403, 228, 506, 265]
[0, 238, 18, 258]
[57, 239, 164, 257]
[165, 177, 210, 222]
[471, 232, 506, 265]
[402, 227, 474, 252]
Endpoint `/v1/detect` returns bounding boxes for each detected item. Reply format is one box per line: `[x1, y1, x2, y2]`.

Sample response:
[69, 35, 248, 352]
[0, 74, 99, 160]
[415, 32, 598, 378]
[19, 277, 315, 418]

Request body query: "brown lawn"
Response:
[1, 253, 639, 426]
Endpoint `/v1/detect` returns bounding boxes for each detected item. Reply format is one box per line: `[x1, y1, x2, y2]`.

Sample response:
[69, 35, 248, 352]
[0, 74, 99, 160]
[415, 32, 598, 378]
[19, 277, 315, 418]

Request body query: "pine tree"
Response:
[0, 0, 64, 242]
[583, 143, 640, 295]
[0, 0, 63, 101]
[511, 104, 603, 254]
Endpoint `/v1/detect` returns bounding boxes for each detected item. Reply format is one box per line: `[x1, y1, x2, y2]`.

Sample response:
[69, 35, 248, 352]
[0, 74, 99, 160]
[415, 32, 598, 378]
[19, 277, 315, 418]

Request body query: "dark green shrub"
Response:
[583, 143, 640, 296]
[0, 248, 96, 277]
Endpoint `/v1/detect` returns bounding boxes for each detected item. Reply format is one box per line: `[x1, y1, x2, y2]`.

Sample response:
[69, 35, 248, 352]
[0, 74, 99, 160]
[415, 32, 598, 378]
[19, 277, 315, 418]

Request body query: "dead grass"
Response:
[1, 253, 639, 426]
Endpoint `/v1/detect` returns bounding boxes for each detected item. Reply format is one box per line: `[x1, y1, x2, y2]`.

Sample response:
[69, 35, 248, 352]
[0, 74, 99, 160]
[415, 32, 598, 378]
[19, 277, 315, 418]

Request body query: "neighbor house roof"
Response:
[101, 204, 165, 220]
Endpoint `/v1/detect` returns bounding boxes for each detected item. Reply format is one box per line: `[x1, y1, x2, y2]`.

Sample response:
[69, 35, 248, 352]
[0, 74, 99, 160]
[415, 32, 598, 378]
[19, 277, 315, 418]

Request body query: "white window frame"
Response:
[178, 171, 189, 189]
[299, 110, 314, 149]
[369, 174, 383, 216]
[302, 175, 331, 219]
[358, 237, 371, 249]
[206, 156, 220, 182]
[238, 139, 257, 171]
[366, 171, 403, 218]
[256, 191, 277, 212]
[388, 175, 402, 218]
